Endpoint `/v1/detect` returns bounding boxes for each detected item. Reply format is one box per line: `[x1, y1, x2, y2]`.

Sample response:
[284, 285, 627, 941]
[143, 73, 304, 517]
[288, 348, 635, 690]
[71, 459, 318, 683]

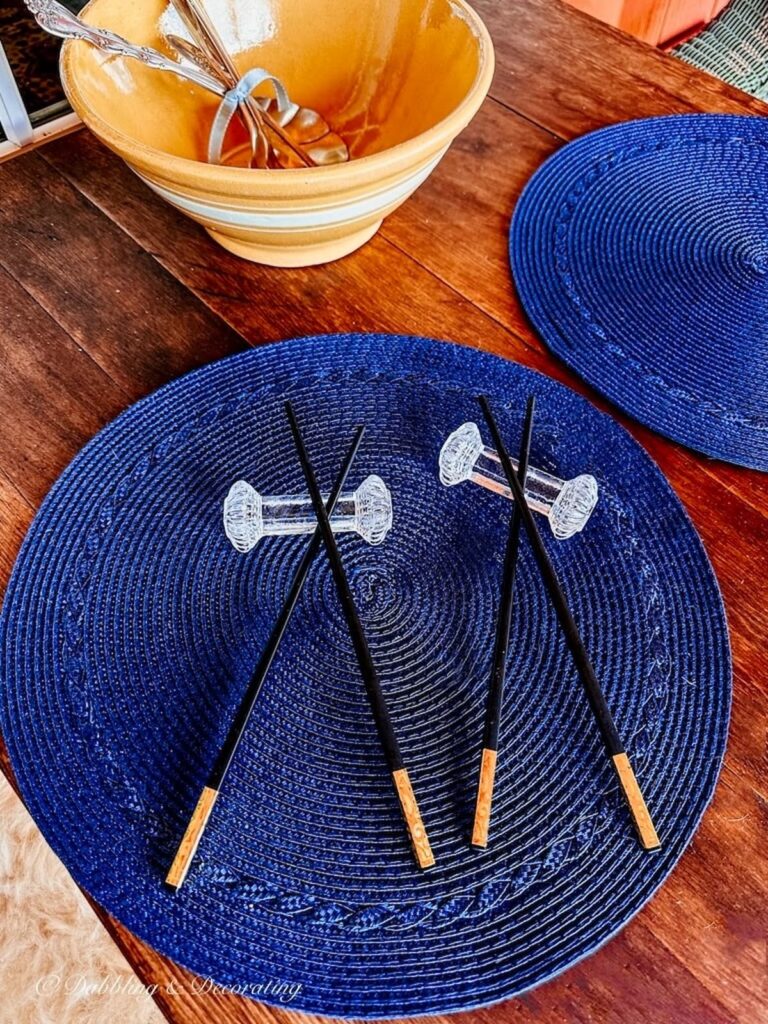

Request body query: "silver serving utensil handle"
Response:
[28, 0, 350, 170]
[26, 0, 225, 97]
[165, 32, 227, 84]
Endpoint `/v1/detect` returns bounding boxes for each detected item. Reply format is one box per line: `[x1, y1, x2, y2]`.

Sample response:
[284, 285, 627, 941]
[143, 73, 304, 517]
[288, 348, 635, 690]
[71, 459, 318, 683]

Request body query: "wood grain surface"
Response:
[165, 787, 220, 891]
[0, 2, 765, 1022]
[392, 767, 436, 870]
[471, 748, 498, 848]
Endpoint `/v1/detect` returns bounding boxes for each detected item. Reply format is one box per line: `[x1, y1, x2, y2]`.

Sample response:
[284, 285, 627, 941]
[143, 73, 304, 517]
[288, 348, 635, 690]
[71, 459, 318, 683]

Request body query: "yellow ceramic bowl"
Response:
[61, 0, 494, 266]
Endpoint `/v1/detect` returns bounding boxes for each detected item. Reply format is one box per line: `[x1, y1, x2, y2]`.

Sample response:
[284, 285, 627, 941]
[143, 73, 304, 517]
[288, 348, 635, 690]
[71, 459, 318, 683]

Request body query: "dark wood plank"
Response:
[0, 265, 128, 506]
[0, 153, 245, 399]
[381, 98, 561, 338]
[39, 128, 533, 354]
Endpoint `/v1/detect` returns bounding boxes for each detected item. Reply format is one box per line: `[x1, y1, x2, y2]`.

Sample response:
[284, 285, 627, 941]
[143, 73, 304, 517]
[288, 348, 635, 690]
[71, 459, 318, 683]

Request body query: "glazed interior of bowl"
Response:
[67, 0, 484, 163]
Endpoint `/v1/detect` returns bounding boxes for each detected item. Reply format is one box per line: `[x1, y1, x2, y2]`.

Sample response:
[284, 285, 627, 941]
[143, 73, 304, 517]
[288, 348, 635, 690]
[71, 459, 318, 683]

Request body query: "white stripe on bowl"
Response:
[140, 153, 444, 231]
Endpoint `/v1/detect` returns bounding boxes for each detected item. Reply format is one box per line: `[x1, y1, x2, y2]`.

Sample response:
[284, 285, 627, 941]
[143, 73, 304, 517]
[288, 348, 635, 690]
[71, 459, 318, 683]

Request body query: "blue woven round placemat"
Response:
[0, 334, 730, 1018]
[510, 113, 768, 470]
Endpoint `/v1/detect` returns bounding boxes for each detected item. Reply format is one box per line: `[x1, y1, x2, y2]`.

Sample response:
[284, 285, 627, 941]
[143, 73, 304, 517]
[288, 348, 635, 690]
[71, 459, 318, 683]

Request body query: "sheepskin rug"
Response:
[0, 774, 163, 1024]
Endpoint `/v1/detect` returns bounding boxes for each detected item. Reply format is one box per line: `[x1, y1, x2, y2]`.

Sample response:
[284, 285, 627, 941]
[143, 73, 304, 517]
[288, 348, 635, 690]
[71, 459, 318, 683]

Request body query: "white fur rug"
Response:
[0, 775, 164, 1024]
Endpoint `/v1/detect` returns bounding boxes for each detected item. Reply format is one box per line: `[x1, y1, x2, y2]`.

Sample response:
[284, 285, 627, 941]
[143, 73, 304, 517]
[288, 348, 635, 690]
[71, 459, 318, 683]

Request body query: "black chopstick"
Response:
[472, 395, 535, 848]
[478, 396, 661, 851]
[166, 424, 366, 890]
[285, 401, 435, 870]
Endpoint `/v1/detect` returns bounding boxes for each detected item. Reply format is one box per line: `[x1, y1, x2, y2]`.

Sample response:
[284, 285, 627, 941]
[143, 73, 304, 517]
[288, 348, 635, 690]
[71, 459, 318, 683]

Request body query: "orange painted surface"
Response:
[565, 0, 730, 45]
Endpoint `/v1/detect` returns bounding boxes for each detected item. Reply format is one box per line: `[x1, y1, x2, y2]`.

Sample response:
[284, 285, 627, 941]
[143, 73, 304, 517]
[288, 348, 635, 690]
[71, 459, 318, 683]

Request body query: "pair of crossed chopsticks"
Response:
[166, 395, 660, 890]
[166, 401, 432, 890]
[471, 395, 660, 853]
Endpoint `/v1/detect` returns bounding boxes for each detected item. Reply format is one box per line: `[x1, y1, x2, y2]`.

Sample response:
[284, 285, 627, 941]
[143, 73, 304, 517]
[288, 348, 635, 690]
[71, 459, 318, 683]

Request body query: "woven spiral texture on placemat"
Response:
[0, 335, 730, 1018]
[511, 114, 768, 470]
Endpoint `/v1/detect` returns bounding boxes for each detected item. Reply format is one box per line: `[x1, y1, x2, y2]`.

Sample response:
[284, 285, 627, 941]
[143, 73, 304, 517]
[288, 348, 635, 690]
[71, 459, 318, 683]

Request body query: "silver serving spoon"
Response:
[27, 0, 266, 167]
[165, 31, 348, 167]
[169, 0, 289, 167]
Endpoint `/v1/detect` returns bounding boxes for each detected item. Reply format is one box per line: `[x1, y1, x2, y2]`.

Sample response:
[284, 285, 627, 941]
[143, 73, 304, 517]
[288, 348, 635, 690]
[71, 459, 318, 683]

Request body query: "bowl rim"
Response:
[60, 0, 495, 192]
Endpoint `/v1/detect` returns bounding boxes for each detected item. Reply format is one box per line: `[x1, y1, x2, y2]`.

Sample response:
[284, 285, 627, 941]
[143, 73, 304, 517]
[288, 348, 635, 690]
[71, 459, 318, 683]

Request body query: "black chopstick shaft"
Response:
[285, 404, 404, 771]
[478, 395, 622, 755]
[166, 425, 364, 889]
[483, 395, 536, 752]
[285, 401, 435, 869]
[471, 396, 535, 849]
[478, 396, 660, 850]
[208, 424, 366, 790]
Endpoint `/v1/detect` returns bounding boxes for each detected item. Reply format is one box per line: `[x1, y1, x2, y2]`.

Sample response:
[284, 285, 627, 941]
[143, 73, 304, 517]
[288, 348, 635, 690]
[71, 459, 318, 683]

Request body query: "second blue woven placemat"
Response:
[511, 114, 768, 469]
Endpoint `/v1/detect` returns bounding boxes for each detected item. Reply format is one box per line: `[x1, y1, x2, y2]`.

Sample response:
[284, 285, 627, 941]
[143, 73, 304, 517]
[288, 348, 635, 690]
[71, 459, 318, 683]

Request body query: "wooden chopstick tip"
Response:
[392, 768, 436, 870]
[165, 786, 220, 890]
[612, 753, 661, 851]
[471, 747, 497, 849]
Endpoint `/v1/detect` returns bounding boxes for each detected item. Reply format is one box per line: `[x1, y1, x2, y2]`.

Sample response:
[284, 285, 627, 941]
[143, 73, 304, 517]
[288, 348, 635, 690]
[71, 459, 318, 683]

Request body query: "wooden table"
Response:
[0, 1, 765, 1021]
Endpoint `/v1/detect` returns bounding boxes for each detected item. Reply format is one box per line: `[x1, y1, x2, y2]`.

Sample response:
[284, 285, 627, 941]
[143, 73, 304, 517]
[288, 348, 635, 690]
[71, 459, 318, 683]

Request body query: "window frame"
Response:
[0, 36, 80, 161]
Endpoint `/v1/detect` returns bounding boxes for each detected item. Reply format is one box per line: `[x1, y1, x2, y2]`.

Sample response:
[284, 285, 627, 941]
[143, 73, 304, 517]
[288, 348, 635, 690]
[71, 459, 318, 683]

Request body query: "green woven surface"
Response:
[674, 0, 768, 99]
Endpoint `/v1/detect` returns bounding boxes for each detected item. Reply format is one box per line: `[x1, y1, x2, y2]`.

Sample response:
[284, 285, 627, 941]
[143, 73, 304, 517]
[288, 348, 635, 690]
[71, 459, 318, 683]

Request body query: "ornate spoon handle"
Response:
[27, 0, 348, 169]
[165, 33, 228, 84]
[26, 0, 225, 97]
